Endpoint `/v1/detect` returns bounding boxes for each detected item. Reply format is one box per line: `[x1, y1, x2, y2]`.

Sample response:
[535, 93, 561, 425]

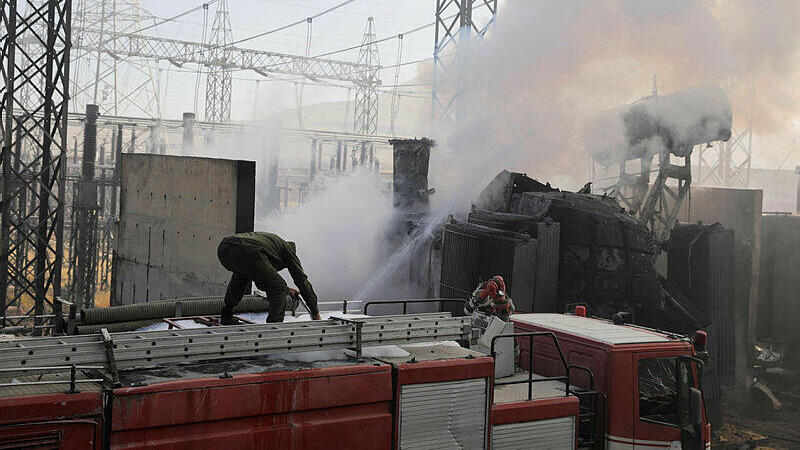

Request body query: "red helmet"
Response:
[478, 280, 499, 299]
[491, 276, 506, 295]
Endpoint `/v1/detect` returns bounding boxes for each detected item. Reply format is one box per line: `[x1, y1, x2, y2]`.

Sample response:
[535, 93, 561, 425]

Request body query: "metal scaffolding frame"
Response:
[1, 0, 72, 330]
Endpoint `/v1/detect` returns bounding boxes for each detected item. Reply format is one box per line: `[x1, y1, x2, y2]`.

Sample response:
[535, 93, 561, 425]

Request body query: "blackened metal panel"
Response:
[440, 225, 479, 314]
[390, 138, 432, 213]
[533, 221, 560, 313]
[707, 229, 735, 396]
[510, 240, 537, 313]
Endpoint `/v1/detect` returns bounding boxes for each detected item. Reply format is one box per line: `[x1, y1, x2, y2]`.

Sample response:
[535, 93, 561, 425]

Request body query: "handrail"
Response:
[0, 365, 106, 393]
[490, 332, 572, 401]
[568, 364, 595, 390]
[362, 298, 466, 316]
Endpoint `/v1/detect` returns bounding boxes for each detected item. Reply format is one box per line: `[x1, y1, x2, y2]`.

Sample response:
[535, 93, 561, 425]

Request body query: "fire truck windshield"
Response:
[638, 357, 694, 427]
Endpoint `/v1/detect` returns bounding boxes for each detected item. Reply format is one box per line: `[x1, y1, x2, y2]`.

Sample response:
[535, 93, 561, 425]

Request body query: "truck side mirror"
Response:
[689, 387, 703, 427]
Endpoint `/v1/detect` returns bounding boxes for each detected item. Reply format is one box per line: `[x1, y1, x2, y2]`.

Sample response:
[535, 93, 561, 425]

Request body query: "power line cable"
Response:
[193, 3, 211, 114]
[219, 0, 356, 50]
[390, 34, 404, 136]
[133, 1, 219, 36]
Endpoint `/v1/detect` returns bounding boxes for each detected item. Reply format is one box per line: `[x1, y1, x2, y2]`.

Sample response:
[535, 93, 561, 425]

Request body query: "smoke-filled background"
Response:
[194, 0, 800, 301]
[424, 0, 800, 197]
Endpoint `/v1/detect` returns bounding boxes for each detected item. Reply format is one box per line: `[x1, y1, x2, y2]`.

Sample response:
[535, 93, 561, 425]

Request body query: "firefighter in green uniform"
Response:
[217, 232, 321, 324]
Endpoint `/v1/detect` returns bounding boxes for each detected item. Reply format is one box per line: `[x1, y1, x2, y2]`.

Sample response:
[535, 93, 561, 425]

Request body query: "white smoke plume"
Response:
[358, 0, 800, 298]
[257, 169, 396, 302]
[260, 1, 800, 301]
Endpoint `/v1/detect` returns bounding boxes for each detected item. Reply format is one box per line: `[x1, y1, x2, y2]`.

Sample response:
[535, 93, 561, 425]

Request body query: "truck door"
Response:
[633, 355, 685, 449]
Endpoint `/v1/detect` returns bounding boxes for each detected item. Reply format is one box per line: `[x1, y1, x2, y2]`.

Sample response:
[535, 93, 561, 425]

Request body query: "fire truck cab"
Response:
[501, 312, 711, 449]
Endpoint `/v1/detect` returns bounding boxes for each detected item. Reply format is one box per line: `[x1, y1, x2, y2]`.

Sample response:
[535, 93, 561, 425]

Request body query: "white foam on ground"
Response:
[266, 349, 349, 362]
[136, 322, 170, 332]
[135, 311, 371, 331]
[403, 340, 462, 348]
[345, 345, 410, 358]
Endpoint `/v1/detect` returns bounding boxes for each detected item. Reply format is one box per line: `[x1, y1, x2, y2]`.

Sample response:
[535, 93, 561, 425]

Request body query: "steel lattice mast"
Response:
[431, 0, 497, 128]
[71, 0, 161, 118]
[1, 0, 72, 331]
[353, 17, 380, 137]
[205, 0, 232, 123]
[352, 17, 380, 166]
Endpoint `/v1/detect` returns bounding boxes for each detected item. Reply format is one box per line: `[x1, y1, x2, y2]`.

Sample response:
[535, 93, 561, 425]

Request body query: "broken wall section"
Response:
[114, 154, 255, 305]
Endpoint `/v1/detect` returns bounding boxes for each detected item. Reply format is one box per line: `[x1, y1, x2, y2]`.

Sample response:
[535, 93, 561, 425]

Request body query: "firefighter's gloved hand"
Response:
[312, 313, 322, 320]
[285, 293, 300, 316]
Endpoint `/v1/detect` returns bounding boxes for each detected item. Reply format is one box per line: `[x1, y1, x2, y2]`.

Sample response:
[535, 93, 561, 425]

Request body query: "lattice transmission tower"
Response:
[205, 0, 233, 123]
[354, 17, 380, 137]
[71, 0, 162, 117]
[1, 0, 72, 332]
[431, 0, 497, 127]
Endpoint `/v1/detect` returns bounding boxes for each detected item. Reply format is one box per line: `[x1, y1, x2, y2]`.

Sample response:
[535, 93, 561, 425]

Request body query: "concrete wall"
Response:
[677, 186, 762, 391]
[114, 154, 255, 305]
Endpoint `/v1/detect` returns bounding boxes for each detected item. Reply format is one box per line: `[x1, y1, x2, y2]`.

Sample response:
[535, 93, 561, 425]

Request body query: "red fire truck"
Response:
[0, 308, 709, 449]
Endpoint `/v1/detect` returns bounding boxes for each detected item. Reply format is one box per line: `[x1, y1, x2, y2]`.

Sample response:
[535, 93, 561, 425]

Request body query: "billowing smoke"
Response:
[260, 1, 800, 301]
[257, 169, 396, 301]
[357, 0, 799, 298]
[421, 0, 799, 194]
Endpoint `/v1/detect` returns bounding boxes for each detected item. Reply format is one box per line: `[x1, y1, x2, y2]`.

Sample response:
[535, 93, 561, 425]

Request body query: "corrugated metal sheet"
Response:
[533, 221, 560, 312]
[441, 220, 538, 313]
[492, 416, 575, 450]
[440, 226, 479, 315]
[707, 230, 736, 396]
[399, 378, 488, 449]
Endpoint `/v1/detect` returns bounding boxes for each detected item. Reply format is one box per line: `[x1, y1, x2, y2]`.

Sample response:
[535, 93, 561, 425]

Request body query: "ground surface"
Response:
[713, 370, 800, 449]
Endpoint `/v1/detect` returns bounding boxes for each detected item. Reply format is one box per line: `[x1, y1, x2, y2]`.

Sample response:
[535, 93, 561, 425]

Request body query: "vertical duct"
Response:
[309, 138, 317, 180]
[82, 105, 99, 180]
[795, 165, 800, 214]
[182, 112, 195, 154]
[111, 124, 123, 216]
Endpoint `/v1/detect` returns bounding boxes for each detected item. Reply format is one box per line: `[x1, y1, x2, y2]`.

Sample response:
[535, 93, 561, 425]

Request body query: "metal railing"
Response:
[362, 298, 466, 316]
[490, 332, 572, 401]
[0, 365, 105, 394]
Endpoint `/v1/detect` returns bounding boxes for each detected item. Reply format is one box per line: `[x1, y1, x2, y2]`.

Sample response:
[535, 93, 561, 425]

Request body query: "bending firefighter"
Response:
[217, 232, 321, 324]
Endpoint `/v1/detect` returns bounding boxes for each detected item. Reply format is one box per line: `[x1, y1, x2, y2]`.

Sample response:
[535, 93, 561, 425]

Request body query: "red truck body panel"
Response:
[110, 363, 393, 450]
[0, 391, 104, 449]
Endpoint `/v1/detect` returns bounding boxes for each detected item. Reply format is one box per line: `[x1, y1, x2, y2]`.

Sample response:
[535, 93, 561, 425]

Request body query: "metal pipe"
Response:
[336, 141, 342, 172]
[80, 295, 272, 325]
[309, 138, 317, 180]
[795, 165, 800, 214]
[82, 105, 99, 180]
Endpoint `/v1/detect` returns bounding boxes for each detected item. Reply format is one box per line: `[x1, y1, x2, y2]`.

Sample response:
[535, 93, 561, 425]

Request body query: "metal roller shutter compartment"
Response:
[492, 416, 575, 450]
[399, 378, 488, 449]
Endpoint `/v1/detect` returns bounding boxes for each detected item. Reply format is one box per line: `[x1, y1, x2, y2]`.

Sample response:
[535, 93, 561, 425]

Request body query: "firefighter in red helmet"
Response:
[464, 275, 515, 321]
